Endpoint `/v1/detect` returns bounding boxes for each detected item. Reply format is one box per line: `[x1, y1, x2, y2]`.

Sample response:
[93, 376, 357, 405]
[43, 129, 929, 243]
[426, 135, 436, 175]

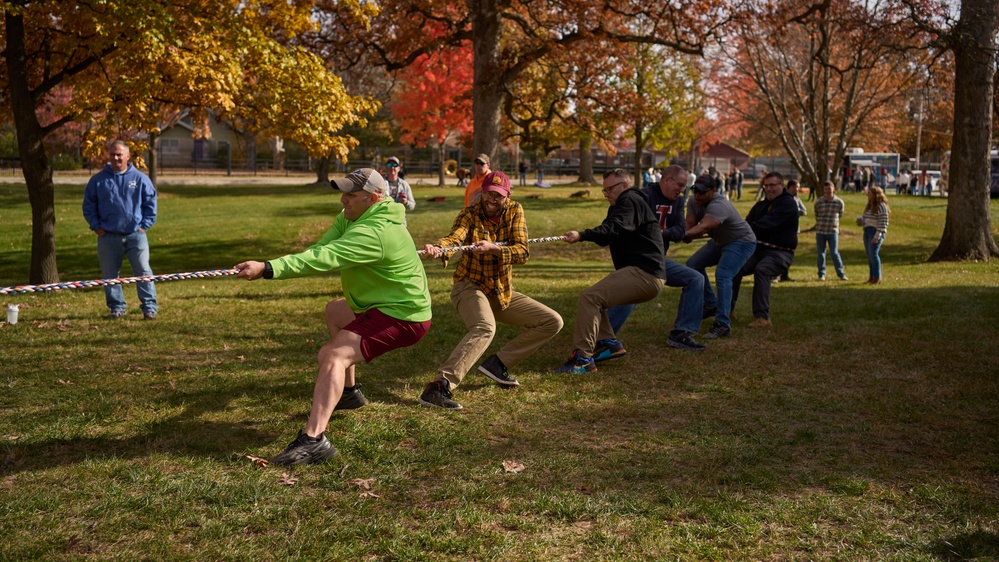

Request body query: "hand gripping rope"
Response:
[0, 236, 568, 296]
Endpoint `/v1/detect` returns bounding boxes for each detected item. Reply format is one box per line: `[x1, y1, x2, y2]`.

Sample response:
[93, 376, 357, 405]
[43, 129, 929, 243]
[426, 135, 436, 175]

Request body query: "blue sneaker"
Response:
[592, 339, 627, 363]
[549, 351, 597, 374]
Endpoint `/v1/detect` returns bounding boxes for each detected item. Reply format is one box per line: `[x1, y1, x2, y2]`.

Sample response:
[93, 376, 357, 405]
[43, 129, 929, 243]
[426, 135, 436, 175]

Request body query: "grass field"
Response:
[1, 178, 998, 560]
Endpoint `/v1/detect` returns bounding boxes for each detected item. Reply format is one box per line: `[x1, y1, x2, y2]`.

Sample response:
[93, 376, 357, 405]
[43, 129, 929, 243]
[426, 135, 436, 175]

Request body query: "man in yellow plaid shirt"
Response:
[419, 171, 563, 409]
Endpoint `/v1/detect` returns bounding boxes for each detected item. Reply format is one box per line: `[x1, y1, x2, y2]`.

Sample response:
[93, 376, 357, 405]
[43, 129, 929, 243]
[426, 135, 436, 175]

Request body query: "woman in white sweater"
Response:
[857, 186, 890, 284]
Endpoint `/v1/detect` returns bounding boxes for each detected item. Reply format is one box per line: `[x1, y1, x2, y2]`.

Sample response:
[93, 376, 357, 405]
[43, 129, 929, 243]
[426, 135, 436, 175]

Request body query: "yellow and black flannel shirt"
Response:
[437, 199, 529, 310]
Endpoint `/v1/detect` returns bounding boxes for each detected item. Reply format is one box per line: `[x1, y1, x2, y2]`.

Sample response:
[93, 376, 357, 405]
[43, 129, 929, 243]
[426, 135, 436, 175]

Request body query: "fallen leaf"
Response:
[169, 380, 177, 389]
[57, 379, 73, 385]
[349, 478, 374, 490]
[359, 491, 381, 498]
[502, 460, 526, 474]
[339, 463, 350, 478]
[279, 472, 298, 486]
[244, 454, 269, 467]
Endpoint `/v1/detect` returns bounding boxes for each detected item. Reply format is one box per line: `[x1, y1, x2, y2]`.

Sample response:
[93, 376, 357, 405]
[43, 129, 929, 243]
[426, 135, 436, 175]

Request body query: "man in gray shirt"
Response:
[684, 174, 757, 339]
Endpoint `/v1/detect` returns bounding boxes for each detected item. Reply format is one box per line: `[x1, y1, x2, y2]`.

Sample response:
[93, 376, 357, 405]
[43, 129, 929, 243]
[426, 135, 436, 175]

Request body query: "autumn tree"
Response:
[392, 44, 474, 186]
[1, 0, 375, 284]
[596, 43, 701, 187]
[712, 0, 933, 193]
[316, 0, 727, 168]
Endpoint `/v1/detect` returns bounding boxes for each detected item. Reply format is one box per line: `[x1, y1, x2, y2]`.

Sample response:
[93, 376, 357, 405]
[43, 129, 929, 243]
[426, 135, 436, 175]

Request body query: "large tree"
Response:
[1, 0, 374, 284]
[317, 0, 726, 167]
[928, 0, 999, 260]
[712, 0, 932, 192]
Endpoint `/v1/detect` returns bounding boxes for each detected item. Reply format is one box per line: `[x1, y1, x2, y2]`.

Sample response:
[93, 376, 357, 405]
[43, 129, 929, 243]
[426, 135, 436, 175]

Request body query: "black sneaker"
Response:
[667, 330, 706, 351]
[701, 306, 717, 319]
[419, 380, 462, 409]
[477, 355, 519, 387]
[334, 384, 369, 410]
[271, 430, 338, 466]
[703, 322, 731, 339]
[592, 339, 627, 362]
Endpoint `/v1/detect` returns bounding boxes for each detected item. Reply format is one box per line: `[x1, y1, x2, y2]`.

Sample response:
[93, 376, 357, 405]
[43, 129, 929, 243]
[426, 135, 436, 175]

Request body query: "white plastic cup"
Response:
[6, 304, 18, 325]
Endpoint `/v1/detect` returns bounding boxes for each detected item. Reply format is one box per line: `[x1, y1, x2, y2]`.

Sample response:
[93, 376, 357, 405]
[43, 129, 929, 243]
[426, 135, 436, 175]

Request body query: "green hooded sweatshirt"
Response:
[269, 199, 432, 322]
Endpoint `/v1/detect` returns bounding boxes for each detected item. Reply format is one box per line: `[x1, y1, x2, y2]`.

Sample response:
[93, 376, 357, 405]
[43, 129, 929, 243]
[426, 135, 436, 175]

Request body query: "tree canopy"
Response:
[1, 0, 376, 283]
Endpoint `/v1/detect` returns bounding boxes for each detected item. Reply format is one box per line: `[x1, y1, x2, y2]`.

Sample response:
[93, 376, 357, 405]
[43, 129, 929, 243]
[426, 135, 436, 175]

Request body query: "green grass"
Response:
[1, 178, 999, 560]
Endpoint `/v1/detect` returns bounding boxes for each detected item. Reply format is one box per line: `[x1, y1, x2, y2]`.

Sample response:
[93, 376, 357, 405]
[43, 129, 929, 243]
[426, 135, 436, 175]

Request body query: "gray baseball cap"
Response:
[331, 168, 386, 194]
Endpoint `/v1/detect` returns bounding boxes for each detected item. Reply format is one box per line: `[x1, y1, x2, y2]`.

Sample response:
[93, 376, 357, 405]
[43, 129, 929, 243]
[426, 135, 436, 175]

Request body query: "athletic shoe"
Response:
[667, 331, 706, 351]
[702, 322, 731, 339]
[271, 430, 338, 466]
[701, 306, 717, 319]
[747, 317, 772, 328]
[335, 385, 369, 410]
[838, 274, 849, 281]
[142, 311, 157, 320]
[549, 351, 597, 374]
[819, 274, 826, 281]
[592, 339, 627, 363]
[109, 310, 126, 319]
[419, 380, 462, 409]
[477, 355, 519, 387]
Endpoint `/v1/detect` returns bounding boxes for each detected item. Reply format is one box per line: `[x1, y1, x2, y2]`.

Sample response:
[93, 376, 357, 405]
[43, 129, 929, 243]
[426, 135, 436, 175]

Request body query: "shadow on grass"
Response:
[931, 530, 999, 561]
[0, 378, 315, 476]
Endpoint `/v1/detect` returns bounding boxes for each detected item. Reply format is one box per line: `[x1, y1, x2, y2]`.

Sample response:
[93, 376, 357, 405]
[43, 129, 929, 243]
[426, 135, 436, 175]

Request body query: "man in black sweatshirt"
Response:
[732, 172, 799, 327]
[552, 168, 666, 374]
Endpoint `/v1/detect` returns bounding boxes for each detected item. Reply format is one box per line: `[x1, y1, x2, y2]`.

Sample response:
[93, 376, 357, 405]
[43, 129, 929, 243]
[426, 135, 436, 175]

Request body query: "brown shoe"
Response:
[870, 278, 882, 285]
[747, 317, 772, 328]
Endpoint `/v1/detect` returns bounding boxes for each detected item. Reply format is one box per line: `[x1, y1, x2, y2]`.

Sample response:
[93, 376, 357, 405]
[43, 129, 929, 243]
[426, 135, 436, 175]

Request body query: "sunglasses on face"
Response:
[387, 163, 399, 168]
[474, 161, 486, 166]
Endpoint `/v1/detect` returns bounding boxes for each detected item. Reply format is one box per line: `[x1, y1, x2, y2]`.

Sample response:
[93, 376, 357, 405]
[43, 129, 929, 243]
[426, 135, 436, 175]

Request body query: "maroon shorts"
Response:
[344, 308, 431, 362]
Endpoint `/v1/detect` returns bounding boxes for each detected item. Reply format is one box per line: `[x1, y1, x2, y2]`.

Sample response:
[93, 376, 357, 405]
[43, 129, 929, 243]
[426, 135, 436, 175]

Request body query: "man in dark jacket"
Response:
[732, 172, 799, 327]
[605, 164, 707, 351]
[552, 168, 666, 374]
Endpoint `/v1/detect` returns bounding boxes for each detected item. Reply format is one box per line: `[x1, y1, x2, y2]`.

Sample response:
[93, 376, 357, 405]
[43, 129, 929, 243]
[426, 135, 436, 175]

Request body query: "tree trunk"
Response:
[5, 11, 58, 284]
[469, 0, 503, 165]
[578, 136, 596, 184]
[148, 131, 159, 186]
[437, 143, 447, 187]
[632, 123, 646, 187]
[930, 0, 999, 261]
[244, 131, 257, 171]
[314, 151, 331, 185]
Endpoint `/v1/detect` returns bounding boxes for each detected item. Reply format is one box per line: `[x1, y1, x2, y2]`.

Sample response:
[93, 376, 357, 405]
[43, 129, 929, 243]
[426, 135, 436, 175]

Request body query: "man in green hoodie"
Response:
[235, 168, 432, 466]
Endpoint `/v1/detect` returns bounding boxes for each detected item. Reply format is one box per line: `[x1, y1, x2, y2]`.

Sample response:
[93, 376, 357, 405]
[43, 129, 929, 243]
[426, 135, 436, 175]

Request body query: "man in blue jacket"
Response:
[82, 140, 158, 320]
[732, 172, 799, 327]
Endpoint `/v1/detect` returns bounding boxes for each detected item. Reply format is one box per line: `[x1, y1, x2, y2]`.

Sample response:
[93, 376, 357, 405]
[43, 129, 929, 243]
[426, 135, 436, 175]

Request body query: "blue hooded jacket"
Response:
[83, 163, 157, 234]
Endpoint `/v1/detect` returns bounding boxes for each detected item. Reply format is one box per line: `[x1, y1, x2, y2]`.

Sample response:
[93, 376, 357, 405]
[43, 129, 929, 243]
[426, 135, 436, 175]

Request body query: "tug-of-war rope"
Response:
[0, 235, 568, 296]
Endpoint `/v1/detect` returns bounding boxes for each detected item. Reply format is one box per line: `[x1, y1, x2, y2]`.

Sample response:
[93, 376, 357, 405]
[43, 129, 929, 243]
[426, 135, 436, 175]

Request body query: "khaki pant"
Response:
[572, 266, 664, 357]
[437, 279, 563, 388]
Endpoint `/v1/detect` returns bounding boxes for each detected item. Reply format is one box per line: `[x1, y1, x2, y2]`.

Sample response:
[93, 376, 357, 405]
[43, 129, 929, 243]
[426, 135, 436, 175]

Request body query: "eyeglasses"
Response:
[602, 181, 626, 194]
[386, 163, 399, 168]
[482, 191, 506, 201]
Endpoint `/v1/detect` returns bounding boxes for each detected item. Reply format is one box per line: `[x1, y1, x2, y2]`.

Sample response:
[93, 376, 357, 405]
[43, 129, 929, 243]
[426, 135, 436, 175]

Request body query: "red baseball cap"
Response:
[481, 171, 511, 197]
